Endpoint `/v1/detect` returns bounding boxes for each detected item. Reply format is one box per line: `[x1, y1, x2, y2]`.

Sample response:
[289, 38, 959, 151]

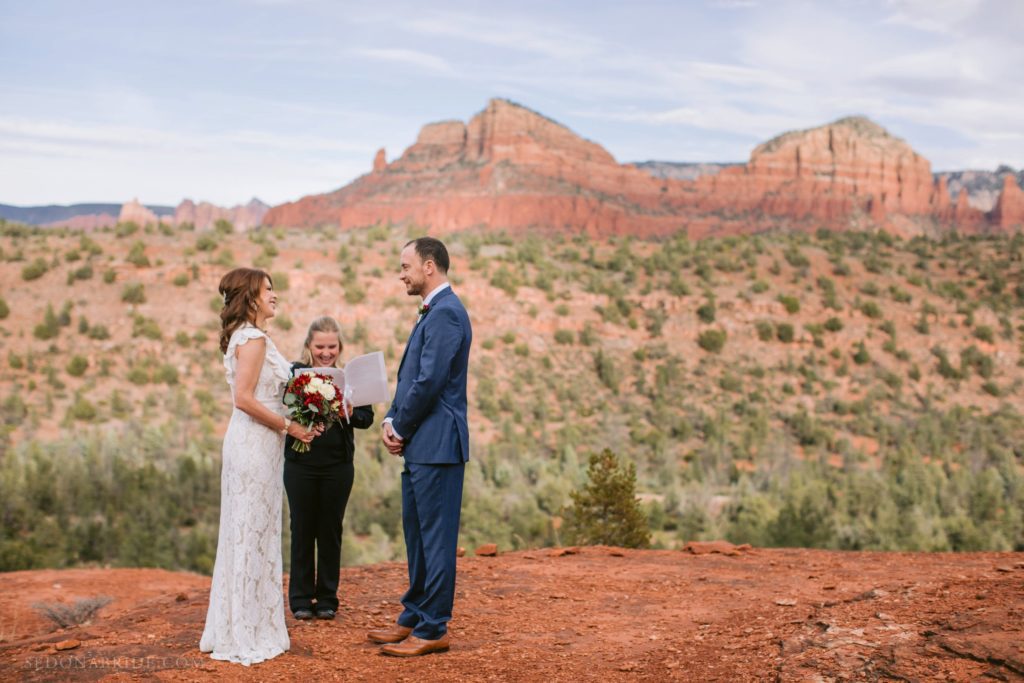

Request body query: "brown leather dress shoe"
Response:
[380, 634, 450, 657]
[366, 624, 413, 644]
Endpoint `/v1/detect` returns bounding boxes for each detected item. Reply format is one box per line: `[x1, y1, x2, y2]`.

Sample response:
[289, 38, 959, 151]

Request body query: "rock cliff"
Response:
[262, 100, 1021, 237]
[174, 197, 269, 231]
[117, 198, 159, 226]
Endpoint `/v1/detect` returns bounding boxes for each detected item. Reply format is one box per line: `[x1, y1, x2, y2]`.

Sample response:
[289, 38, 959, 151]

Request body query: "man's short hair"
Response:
[406, 237, 450, 273]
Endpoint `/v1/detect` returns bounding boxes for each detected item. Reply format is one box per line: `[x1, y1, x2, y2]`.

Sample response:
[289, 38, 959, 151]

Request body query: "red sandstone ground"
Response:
[1, 546, 1021, 681]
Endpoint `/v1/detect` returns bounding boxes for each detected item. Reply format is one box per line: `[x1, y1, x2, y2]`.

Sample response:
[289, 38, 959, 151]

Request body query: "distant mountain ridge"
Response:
[633, 164, 1024, 214]
[0, 203, 174, 225]
[0, 198, 269, 231]
[264, 99, 1024, 236]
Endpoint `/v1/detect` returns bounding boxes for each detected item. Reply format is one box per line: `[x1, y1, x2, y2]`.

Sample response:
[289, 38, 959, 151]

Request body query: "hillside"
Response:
[1, 548, 1021, 680]
[0, 218, 1022, 574]
[263, 99, 1024, 236]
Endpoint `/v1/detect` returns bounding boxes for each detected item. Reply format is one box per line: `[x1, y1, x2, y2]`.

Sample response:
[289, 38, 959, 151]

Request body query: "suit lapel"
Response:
[396, 288, 455, 379]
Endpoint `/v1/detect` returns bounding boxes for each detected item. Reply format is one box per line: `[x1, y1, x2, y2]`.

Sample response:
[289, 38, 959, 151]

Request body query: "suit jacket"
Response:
[386, 287, 472, 464]
[284, 362, 374, 466]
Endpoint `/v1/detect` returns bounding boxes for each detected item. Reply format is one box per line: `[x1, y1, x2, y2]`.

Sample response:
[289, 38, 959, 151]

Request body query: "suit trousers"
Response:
[283, 459, 354, 613]
[397, 462, 465, 640]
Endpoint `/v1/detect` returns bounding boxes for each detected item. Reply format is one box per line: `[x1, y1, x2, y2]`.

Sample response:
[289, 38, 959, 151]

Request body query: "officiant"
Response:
[284, 316, 374, 621]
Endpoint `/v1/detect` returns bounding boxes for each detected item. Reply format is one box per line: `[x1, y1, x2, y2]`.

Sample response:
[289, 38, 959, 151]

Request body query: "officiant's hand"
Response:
[382, 422, 404, 456]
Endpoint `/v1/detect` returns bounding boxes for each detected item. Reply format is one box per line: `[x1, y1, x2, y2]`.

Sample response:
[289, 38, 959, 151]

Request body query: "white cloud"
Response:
[351, 47, 454, 74]
[402, 12, 603, 61]
[882, 0, 983, 34]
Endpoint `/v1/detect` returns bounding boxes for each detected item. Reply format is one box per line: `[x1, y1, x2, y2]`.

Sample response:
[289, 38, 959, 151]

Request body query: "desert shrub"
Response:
[126, 241, 150, 267]
[172, 273, 189, 287]
[489, 266, 519, 297]
[132, 314, 162, 340]
[696, 300, 716, 324]
[66, 356, 88, 377]
[34, 597, 112, 628]
[21, 258, 49, 281]
[121, 282, 146, 304]
[824, 317, 843, 332]
[973, 325, 995, 344]
[933, 348, 962, 380]
[195, 234, 218, 252]
[578, 323, 596, 346]
[344, 282, 366, 304]
[115, 221, 139, 237]
[69, 395, 98, 421]
[594, 350, 621, 393]
[214, 218, 234, 235]
[750, 280, 769, 294]
[755, 320, 774, 341]
[776, 323, 795, 343]
[889, 285, 912, 303]
[33, 304, 60, 340]
[783, 246, 810, 268]
[271, 271, 290, 292]
[852, 341, 871, 365]
[68, 263, 93, 282]
[860, 301, 883, 319]
[697, 328, 727, 353]
[564, 449, 650, 549]
[778, 294, 800, 314]
[554, 329, 574, 345]
[102, 268, 116, 284]
[274, 314, 293, 331]
[0, 297, 8, 320]
[154, 364, 179, 385]
[87, 324, 111, 340]
[960, 345, 993, 379]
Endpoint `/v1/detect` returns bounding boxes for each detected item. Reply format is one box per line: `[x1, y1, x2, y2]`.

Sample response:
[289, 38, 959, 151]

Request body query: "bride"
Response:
[200, 267, 318, 665]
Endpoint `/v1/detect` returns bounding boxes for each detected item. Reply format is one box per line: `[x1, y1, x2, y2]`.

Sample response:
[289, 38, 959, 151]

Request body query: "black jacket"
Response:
[284, 362, 375, 466]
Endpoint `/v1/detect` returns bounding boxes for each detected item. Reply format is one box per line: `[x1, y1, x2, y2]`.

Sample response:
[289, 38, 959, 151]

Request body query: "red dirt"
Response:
[1, 547, 1022, 681]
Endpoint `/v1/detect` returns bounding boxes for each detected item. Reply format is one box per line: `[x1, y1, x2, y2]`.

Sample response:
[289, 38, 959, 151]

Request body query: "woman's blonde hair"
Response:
[300, 316, 344, 367]
[218, 267, 272, 353]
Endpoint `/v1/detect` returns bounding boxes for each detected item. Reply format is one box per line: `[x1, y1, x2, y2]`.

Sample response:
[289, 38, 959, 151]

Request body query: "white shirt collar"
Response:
[422, 282, 450, 307]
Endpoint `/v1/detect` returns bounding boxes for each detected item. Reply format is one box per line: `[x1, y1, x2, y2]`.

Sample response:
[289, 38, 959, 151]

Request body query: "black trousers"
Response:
[283, 459, 354, 613]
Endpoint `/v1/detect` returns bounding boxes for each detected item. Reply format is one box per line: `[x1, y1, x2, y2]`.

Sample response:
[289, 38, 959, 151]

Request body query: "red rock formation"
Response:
[118, 199, 158, 226]
[991, 174, 1024, 229]
[174, 198, 268, 231]
[373, 149, 387, 173]
[263, 99, 1016, 237]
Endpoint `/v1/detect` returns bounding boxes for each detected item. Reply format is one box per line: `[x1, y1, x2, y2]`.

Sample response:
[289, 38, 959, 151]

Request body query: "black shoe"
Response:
[316, 609, 336, 620]
[293, 609, 314, 620]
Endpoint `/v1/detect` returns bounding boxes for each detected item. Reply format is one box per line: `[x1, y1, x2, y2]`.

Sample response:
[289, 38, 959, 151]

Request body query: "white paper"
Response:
[298, 366, 345, 385]
[341, 351, 389, 406]
[299, 353, 388, 407]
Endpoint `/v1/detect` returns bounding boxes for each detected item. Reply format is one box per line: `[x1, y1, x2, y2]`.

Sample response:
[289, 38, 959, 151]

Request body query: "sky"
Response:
[2, 0, 1022, 207]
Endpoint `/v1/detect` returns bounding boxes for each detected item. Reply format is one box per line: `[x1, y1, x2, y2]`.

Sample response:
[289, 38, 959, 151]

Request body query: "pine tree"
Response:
[566, 449, 651, 548]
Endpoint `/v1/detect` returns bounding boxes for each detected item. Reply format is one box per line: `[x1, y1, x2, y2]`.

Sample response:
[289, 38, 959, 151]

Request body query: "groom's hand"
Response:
[382, 422, 404, 456]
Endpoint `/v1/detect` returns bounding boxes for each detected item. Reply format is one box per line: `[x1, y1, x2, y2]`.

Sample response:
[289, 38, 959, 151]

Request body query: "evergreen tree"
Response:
[566, 449, 651, 548]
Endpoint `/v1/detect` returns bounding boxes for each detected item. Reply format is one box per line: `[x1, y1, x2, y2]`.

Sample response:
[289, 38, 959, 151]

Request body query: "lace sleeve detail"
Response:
[223, 325, 267, 387]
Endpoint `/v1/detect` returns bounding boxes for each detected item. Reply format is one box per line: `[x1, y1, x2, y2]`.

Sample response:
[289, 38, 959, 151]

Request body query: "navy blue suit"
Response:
[386, 286, 471, 640]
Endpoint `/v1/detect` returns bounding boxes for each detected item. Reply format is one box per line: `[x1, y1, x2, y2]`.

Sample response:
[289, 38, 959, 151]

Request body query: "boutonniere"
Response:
[418, 303, 430, 317]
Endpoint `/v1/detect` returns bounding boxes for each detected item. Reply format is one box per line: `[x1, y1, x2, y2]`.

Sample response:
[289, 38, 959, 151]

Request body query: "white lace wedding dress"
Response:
[200, 324, 292, 665]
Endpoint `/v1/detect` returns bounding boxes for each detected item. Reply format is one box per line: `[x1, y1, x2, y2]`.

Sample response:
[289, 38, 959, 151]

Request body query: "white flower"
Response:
[318, 383, 336, 401]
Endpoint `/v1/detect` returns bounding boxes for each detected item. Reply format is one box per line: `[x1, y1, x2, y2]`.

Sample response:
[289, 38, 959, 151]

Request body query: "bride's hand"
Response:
[287, 421, 317, 444]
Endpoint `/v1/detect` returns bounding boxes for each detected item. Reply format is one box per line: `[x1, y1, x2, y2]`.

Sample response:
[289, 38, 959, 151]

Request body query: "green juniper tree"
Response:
[566, 449, 651, 548]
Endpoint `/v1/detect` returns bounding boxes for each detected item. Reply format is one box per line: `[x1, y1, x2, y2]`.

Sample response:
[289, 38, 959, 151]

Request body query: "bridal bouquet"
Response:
[282, 372, 344, 452]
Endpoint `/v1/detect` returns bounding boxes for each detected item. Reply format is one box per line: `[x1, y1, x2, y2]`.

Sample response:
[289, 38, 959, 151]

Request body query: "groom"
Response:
[371, 236, 472, 657]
